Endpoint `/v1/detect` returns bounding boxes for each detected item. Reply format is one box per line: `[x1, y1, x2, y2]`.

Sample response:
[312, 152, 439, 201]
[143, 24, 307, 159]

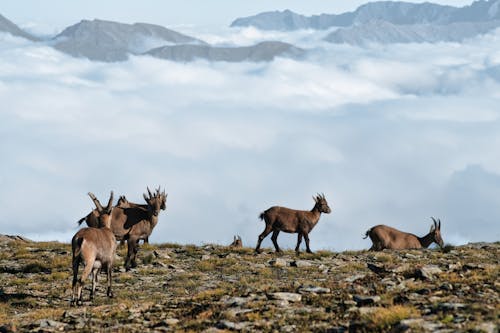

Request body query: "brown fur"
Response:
[255, 194, 332, 254]
[71, 192, 116, 306]
[364, 217, 444, 251]
[229, 235, 242, 248]
[111, 187, 167, 270]
[78, 187, 167, 270]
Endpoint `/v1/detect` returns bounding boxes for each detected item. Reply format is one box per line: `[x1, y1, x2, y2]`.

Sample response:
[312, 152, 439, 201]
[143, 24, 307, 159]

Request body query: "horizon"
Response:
[1, 0, 499, 251]
[2, 0, 476, 35]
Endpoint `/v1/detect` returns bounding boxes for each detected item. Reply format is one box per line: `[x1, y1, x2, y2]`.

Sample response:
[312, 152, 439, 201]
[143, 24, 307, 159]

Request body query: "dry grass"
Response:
[361, 305, 420, 329]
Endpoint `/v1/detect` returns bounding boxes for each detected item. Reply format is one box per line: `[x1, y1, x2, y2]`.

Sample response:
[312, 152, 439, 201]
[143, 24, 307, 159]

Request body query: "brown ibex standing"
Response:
[255, 194, 332, 254]
[110, 187, 167, 270]
[229, 235, 242, 248]
[71, 192, 116, 306]
[77, 187, 167, 270]
[364, 217, 444, 251]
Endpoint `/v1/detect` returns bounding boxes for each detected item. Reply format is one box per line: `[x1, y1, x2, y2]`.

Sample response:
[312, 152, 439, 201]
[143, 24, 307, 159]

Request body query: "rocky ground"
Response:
[0, 235, 498, 332]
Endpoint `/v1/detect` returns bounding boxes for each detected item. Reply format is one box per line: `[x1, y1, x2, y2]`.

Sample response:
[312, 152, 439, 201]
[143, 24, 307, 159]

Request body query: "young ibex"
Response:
[229, 235, 242, 248]
[255, 194, 332, 254]
[364, 217, 444, 251]
[71, 191, 116, 306]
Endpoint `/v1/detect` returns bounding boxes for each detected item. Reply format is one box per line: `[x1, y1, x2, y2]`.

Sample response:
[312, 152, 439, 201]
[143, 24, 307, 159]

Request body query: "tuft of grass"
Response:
[361, 305, 419, 329]
[193, 288, 227, 301]
[441, 244, 454, 253]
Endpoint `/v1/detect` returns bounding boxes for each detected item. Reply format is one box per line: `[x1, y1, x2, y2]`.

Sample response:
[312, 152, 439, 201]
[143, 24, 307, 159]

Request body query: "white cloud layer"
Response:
[1, 28, 500, 251]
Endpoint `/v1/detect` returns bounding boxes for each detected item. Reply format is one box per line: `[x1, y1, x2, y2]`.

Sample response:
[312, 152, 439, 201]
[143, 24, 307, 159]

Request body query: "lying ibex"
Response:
[229, 235, 242, 248]
[255, 194, 332, 254]
[110, 187, 167, 270]
[364, 217, 444, 251]
[71, 192, 116, 306]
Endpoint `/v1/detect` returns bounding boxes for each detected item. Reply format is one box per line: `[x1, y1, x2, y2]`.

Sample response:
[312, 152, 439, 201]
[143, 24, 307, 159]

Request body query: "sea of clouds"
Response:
[1, 26, 499, 251]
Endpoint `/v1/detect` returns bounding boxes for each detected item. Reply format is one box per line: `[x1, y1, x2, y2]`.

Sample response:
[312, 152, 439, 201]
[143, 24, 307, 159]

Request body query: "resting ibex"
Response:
[364, 217, 444, 251]
[255, 194, 332, 254]
[229, 235, 242, 248]
[71, 191, 116, 306]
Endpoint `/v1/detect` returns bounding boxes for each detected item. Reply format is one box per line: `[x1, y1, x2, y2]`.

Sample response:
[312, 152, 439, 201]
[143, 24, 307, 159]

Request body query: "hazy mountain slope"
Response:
[53, 19, 205, 62]
[145, 41, 305, 62]
[230, 0, 500, 31]
[325, 19, 500, 44]
[0, 13, 39, 41]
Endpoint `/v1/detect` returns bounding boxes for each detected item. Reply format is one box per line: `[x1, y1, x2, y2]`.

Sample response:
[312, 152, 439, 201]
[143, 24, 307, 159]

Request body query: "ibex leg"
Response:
[255, 225, 272, 253]
[295, 233, 303, 253]
[304, 233, 312, 253]
[271, 230, 281, 252]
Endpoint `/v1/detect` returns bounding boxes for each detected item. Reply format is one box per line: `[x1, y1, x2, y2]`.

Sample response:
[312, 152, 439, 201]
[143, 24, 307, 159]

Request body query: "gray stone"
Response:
[299, 285, 331, 294]
[269, 258, 287, 267]
[269, 292, 302, 302]
[416, 265, 443, 280]
[474, 322, 497, 333]
[353, 295, 381, 306]
[344, 274, 366, 283]
[291, 260, 313, 267]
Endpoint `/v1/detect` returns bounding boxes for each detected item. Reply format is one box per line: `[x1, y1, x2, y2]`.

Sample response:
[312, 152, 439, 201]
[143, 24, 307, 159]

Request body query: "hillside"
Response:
[0, 236, 498, 332]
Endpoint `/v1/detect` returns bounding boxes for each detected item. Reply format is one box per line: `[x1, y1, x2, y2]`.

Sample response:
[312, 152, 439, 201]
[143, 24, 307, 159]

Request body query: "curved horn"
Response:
[147, 187, 153, 199]
[106, 191, 114, 211]
[88, 192, 104, 212]
[430, 217, 437, 229]
[438, 219, 441, 229]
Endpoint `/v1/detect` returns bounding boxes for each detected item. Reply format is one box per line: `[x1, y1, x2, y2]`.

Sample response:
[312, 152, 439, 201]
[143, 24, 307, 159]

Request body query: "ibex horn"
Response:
[106, 191, 114, 211]
[88, 192, 104, 212]
[431, 217, 437, 229]
[147, 187, 153, 199]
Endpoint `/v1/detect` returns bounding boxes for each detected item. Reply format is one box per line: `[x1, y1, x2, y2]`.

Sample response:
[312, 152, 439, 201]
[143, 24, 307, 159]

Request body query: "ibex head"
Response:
[143, 187, 168, 216]
[430, 217, 444, 248]
[314, 193, 331, 214]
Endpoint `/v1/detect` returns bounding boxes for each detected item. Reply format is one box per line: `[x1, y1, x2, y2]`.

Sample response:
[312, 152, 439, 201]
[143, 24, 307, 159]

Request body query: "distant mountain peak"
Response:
[53, 18, 206, 62]
[0, 13, 40, 41]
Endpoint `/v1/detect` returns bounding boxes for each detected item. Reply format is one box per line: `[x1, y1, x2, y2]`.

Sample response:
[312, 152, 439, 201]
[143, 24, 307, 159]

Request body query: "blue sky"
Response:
[3, 0, 476, 32]
[1, 0, 499, 250]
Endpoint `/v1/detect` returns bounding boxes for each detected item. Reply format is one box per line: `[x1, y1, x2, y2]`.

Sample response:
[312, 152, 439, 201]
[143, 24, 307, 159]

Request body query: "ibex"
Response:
[71, 191, 116, 306]
[115, 195, 150, 244]
[364, 217, 444, 251]
[78, 187, 167, 270]
[110, 187, 167, 270]
[229, 235, 242, 248]
[255, 194, 332, 254]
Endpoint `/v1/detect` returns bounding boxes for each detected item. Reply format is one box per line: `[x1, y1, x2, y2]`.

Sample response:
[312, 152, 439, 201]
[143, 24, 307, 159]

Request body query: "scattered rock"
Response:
[299, 285, 331, 294]
[290, 260, 313, 268]
[474, 322, 497, 333]
[268, 258, 287, 267]
[352, 295, 381, 306]
[416, 265, 443, 280]
[216, 320, 249, 330]
[268, 292, 302, 302]
[344, 274, 366, 283]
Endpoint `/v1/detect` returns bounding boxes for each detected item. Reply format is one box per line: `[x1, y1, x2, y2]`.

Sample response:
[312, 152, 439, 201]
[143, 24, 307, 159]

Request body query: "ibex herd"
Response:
[71, 190, 445, 305]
